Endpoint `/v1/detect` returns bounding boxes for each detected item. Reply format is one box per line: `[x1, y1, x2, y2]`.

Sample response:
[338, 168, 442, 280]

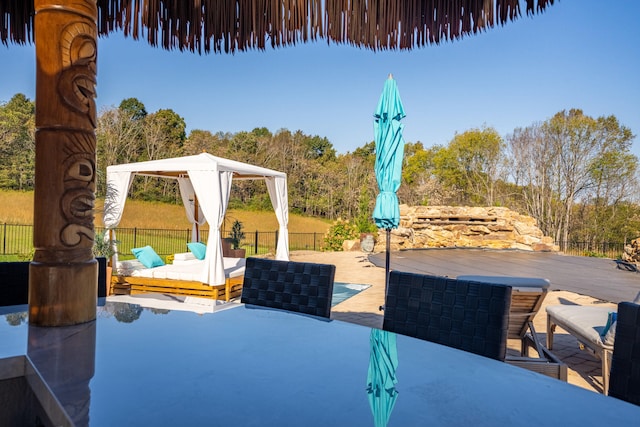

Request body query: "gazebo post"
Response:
[29, 0, 98, 326]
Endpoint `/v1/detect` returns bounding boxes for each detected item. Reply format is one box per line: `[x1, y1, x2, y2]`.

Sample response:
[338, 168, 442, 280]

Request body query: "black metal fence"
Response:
[0, 224, 326, 257]
[0, 223, 629, 259]
[0, 224, 33, 256]
[555, 241, 626, 259]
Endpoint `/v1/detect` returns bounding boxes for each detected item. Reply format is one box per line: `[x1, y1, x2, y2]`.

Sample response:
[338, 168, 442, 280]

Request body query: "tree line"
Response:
[1, 93, 639, 246]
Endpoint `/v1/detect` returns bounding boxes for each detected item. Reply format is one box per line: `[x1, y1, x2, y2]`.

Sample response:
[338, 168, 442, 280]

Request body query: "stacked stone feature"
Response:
[622, 239, 640, 265]
[369, 205, 558, 253]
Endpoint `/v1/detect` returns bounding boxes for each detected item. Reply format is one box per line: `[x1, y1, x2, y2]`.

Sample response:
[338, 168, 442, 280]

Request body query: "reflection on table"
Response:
[1, 299, 639, 426]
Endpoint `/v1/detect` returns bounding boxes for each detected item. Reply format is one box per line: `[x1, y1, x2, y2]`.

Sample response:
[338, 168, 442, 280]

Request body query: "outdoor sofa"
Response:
[111, 251, 245, 301]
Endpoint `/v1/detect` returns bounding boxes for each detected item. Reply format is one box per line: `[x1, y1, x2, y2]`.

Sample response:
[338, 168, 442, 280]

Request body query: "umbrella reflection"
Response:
[366, 329, 399, 427]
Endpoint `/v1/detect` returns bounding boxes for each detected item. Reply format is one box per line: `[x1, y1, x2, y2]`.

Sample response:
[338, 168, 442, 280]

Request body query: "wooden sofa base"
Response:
[110, 275, 244, 302]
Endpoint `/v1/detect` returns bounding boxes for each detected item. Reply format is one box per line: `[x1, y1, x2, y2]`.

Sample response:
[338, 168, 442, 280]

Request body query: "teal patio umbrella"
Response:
[373, 75, 406, 302]
[366, 329, 399, 427]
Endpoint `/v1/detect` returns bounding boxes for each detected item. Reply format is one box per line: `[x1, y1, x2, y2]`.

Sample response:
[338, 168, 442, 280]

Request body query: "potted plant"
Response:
[92, 230, 118, 287]
[229, 220, 246, 258]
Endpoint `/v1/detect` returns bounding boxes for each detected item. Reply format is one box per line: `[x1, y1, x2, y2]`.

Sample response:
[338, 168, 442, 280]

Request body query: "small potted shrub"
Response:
[92, 230, 118, 284]
[229, 220, 246, 258]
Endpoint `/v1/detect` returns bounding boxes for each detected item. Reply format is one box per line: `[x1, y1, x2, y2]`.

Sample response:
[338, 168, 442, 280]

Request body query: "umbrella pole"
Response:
[380, 228, 391, 311]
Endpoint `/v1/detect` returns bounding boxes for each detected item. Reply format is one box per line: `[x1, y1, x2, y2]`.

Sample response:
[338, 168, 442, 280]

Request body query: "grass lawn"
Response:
[0, 190, 331, 233]
[0, 190, 332, 257]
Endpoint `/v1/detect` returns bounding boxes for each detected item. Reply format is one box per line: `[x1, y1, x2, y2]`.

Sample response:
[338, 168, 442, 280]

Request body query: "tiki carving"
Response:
[60, 136, 96, 248]
[30, 0, 99, 326]
[59, 20, 97, 127]
[58, 11, 98, 250]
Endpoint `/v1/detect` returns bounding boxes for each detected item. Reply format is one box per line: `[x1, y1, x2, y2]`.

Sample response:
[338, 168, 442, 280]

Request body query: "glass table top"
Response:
[1, 298, 639, 426]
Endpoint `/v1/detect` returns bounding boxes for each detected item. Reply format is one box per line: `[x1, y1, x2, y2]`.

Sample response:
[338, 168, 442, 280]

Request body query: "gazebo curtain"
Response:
[266, 176, 290, 261]
[178, 177, 207, 243]
[103, 170, 133, 264]
[189, 170, 233, 286]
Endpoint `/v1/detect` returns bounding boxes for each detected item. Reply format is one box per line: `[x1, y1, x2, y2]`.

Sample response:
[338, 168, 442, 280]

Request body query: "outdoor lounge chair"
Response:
[546, 292, 640, 393]
[609, 301, 640, 406]
[383, 271, 512, 361]
[240, 257, 336, 319]
[458, 275, 567, 380]
[546, 304, 616, 393]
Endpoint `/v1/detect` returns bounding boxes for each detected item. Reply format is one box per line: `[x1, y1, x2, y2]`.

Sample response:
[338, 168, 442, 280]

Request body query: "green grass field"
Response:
[0, 190, 332, 260]
[0, 190, 331, 232]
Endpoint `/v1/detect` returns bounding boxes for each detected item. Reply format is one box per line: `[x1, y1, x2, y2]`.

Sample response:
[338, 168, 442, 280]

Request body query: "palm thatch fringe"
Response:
[2, 0, 555, 53]
[0, 1, 34, 45]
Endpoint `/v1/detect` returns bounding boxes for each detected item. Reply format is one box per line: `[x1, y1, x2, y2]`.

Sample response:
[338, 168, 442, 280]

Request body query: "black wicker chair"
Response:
[241, 257, 336, 319]
[0, 258, 107, 307]
[383, 271, 512, 361]
[608, 302, 640, 406]
[0, 261, 29, 306]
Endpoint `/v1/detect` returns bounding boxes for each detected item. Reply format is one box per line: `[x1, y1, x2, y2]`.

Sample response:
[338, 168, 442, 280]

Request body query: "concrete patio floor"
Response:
[289, 249, 638, 395]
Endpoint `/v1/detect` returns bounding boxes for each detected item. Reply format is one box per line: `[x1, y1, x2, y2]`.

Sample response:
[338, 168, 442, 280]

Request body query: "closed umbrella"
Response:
[373, 75, 406, 302]
[366, 329, 399, 427]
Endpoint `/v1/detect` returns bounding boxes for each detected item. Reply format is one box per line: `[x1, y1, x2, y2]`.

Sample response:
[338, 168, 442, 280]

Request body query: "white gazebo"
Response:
[104, 153, 289, 286]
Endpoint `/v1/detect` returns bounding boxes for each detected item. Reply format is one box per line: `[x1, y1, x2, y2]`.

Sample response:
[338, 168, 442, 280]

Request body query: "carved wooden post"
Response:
[29, 0, 98, 326]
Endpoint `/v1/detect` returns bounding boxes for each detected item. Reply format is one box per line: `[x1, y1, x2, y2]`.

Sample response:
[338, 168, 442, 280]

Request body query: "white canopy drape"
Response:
[178, 177, 206, 242]
[266, 176, 289, 261]
[104, 153, 289, 285]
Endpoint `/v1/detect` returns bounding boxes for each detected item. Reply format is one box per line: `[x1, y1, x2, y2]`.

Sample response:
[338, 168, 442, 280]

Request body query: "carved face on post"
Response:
[59, 22, 97, 127]
[29, 0, 99, 326]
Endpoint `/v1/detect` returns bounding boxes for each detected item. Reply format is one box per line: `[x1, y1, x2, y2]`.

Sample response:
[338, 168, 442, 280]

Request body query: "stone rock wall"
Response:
[371, 205, 558, 252]
[622, 239, 640, 264]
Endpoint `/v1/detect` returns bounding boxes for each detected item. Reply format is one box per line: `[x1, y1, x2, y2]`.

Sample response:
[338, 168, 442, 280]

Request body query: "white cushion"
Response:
[173, 252, 197, 262]
[546, 305, 614, 348]
[116, 259, 147, 276]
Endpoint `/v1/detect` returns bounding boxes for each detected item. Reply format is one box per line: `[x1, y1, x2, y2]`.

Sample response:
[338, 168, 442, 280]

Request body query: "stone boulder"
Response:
[373, 205, 558, 253]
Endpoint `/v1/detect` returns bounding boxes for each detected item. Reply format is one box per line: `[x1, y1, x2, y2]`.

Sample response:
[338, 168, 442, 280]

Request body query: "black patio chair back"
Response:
[0, 259, 107, 306]
[383, 271, 512, 361]
[0, 261, 29, 306]
[609, 301, 640, 406]
[241, 257, 336, 319]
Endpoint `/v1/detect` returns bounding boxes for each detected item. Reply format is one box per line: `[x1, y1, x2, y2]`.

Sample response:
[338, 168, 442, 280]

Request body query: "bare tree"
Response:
[508, 109, 636, 244]
[96, 106, 144, 195]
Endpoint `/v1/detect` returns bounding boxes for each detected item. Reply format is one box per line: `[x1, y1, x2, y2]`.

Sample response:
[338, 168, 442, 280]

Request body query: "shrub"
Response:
[356, 216, 378, 234]
[582, 250, 607, 258]
[323, 219, 359, 251]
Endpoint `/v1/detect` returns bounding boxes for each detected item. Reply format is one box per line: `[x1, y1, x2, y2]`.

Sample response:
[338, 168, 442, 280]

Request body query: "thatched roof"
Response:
[1, 1, 555, 54]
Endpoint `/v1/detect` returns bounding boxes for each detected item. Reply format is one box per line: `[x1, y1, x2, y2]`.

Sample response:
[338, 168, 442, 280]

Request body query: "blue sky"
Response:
[1, 1, 639, 156]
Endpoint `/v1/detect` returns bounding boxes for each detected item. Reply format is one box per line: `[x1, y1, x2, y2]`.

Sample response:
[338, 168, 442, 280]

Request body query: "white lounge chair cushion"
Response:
[457, 275, 550, 292]
[546, 305, 614, 349]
